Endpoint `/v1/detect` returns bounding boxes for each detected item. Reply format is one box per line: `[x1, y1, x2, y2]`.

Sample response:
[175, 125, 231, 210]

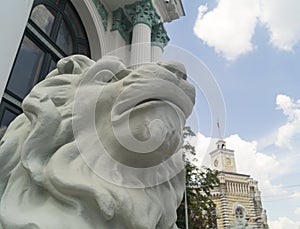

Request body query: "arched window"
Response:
[235, 207, 244, 221]
[0, 0, 90, 127]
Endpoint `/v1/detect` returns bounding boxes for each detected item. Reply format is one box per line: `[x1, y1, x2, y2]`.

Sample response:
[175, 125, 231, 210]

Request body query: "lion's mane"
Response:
[0, 55, 189, 229]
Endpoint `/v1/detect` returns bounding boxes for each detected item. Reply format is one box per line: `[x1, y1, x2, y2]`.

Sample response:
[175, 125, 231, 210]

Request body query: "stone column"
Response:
[151, 46, 162, 62]
[131, 23, 151, 67]
[151, 23, 169, 62]
[125, 0, 160, 68]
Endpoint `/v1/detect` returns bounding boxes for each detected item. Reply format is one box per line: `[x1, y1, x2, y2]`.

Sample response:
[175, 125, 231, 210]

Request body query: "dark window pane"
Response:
[0, 98, 22, 127]
[8, 36, 45, 99]
[56, 19, 73, 54]
[1, 109, 18, 127]
[78, 44, 90, 56]
[49, 59, 57, 73]
[235, 208, 243, 219]
[65, 3, 85, 39]
[30, 4, 56, 36]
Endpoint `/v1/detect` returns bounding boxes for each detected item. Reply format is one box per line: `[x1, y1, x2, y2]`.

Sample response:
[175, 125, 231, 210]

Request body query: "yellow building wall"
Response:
[211, 173, 260, 228]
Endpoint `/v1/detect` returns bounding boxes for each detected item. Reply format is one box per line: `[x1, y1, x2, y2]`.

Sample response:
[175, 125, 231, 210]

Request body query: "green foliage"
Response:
[177, 127, 220, 229]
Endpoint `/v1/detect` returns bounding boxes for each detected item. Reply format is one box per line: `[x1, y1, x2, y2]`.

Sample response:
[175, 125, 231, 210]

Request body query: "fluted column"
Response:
[125, 0, 160, 68]
[131, 23, 151, 67]
[151, 45, 163, 62]
[151, 23, 169, 62]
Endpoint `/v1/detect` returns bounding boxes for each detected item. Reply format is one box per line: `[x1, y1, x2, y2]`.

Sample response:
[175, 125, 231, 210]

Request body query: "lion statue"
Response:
[0, 55, 195, 229]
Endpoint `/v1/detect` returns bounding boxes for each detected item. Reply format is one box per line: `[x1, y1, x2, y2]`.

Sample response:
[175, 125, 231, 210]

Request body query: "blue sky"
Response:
[164, 0, 300, 228]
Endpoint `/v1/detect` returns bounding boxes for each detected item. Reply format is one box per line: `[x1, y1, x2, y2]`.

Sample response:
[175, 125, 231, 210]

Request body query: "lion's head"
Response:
[0, 55, 195, 229]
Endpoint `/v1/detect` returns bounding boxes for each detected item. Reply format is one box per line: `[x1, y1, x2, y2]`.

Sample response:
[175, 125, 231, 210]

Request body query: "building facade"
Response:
[0, 0, 184, 127]
[210, 140, 269, 229]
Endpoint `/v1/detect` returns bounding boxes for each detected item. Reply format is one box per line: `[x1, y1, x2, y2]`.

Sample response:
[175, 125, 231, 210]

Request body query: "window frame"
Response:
[0, 0, 90, 127]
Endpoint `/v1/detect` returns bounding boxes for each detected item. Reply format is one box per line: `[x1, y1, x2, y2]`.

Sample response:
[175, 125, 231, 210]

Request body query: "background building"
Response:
[210, 140, 269, 229]
[0, 0, 184, 127]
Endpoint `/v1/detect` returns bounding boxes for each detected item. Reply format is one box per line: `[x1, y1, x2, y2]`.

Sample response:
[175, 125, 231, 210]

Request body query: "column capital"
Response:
[151, 23, 169, 49]
[125, 0, 160, 28]
[111, 8, 133, 43]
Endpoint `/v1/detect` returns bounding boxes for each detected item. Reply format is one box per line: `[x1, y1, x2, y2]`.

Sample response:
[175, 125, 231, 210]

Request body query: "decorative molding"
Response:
[125, 0, 160, 28]
[92, 0, 108, 31]
[219, 171, 250, 179]
[111, 8, 132, 43]
[151, 23, 169, 49]
[152, 0, 184, 22]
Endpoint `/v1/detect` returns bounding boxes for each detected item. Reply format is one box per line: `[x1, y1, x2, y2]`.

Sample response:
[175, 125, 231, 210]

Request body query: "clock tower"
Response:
[210, 139, 237, 173]
[209, 140, 269, 229]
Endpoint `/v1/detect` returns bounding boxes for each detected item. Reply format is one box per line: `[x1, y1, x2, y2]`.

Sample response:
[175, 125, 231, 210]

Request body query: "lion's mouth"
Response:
[112, 92, 193, 120]
[113, 95, 188, 123]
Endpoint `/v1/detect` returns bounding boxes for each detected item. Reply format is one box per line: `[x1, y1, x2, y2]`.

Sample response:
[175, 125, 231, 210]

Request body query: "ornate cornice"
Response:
[152, 0, 184, 23]
[151, 23, 169, 49]
[125, 0, 160, 28]
[111, 8, 132, 43]
[92, 0, 108, 31]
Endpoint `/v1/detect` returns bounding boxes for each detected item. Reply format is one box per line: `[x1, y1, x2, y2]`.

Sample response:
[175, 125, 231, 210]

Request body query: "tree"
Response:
[177, 126, 220, 229]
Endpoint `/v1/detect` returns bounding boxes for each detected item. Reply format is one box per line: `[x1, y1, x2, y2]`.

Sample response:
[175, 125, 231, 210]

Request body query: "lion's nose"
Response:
[156, 62, 195, 106]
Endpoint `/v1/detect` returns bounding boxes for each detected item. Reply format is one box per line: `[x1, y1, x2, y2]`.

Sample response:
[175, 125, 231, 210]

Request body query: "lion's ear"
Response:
[47, 55, 95, 78]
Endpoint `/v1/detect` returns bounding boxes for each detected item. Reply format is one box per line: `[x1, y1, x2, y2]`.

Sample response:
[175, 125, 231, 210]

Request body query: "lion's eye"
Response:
[93, 70, 116, 83]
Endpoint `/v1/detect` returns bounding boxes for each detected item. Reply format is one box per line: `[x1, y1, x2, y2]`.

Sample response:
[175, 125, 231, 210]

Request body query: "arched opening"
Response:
[70, 0, 106, 60]
[235, 207, 244, 222]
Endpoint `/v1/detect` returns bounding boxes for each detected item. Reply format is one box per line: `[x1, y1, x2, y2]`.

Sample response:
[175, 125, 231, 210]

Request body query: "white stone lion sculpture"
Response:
[0, 55, 195, 229]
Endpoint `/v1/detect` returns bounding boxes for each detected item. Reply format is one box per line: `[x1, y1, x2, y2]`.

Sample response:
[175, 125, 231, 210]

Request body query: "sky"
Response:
[164, 0, 300, 228]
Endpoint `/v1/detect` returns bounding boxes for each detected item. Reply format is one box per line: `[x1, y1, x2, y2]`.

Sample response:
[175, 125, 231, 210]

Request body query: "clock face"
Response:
[226, 158, 231, 166]
[214, 159, 218, 167]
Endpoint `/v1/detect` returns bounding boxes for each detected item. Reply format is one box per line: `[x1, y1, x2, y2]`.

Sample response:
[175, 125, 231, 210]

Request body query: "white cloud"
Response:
[294, 207, 300, 216]
[193, 0, 300, 60]
[221, 134, 292, 198]
[186, 95, 300, 224]
[189, 133, 287, 197]
[269, 217, 300, 229]
[193, 0, 259, 61]
[259, 0, 300, 51]
[187, 132, 218, 167]
[275, 94, 300, 148]
[291, 192, 300, 199]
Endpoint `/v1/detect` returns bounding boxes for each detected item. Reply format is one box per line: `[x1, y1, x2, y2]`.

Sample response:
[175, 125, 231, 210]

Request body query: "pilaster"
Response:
[219, 175, 230, 228]
[249, 180, 259, 228]
[220, 187, 230, 228]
